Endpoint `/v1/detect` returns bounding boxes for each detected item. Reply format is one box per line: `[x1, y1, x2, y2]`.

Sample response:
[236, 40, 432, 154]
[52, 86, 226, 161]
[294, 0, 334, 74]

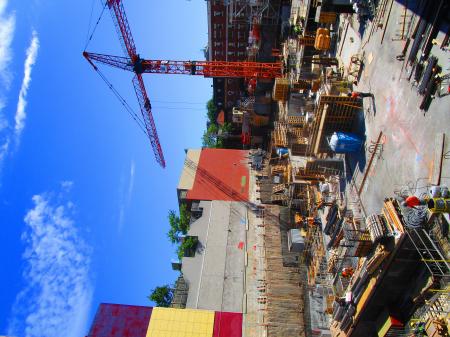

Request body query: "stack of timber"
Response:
[366, 214, 388, 242]
[272, 122, 289, 147]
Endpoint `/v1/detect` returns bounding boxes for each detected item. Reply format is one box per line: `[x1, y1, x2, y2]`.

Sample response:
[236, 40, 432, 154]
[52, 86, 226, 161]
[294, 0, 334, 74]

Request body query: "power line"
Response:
[151, 100, 206, 105]
[95, 67, 150, 138]
[151, 106, 206, 110]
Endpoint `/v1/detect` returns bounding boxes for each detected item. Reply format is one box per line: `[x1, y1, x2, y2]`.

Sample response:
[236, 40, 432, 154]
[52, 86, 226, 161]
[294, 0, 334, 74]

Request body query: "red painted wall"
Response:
[87, 303, 152, 337]
[213, 311, 243, 337]
[187, 149, 249, 202]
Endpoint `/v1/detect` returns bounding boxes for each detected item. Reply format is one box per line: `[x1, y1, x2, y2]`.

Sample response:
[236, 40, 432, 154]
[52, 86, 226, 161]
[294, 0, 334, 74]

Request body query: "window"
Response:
[228, 42, 235, 47]
[228, 51, 235, 56]
[214, 11, 223, 16]
[237, 51, 245, 57]
[214, 41, 222, 47]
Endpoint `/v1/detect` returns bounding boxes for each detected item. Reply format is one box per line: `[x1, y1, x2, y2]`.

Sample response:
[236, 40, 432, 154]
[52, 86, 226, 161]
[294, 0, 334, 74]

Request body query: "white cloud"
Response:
[0, 137, 9, 162]
[61, 180, 74, 192]
[118, 159, 135, 233]
[0, 112, 8, 131]
[128, 160, 135, 200]
[0, 29, 39, 174]
[0, 0, 15, 89]
[7, 189, 93, 337]
[15, 30, 39, 139]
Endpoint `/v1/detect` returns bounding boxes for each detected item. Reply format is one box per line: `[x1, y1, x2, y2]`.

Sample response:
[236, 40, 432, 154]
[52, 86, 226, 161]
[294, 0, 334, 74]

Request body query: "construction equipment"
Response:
[83, 0, 283, 167]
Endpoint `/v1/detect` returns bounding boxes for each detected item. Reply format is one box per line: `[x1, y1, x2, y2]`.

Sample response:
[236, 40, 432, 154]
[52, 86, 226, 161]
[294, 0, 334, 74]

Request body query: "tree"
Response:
[206, 99, 217, 123]
[167, 204, 190, 244]
[178, 203, 190, 233]
[148, 285, 173, 307]
[176, 236, 199, 260]
[202, 122, 235, 148]
[202, 123, 219, 148]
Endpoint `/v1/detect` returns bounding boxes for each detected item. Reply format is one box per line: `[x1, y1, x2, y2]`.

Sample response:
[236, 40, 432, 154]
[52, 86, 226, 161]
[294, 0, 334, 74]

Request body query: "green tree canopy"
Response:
[167, 204, 190, 244]
[202, 123, 219, 148]
[148, 285, 173, 307]
[202, 122, 234, 148]
[206, 99, 217, 123]
[176, 236, 199, 260]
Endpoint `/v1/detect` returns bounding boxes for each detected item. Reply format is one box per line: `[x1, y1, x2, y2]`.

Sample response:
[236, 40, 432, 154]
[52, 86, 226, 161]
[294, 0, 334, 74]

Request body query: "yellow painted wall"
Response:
[146, 307, 214, 337]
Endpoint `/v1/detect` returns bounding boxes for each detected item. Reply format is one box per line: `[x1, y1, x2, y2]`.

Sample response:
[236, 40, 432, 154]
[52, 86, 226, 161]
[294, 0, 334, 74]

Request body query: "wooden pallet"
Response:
[271, 194, 288, 202]
[298, 36, 315, 46]
[318, 11, 337, 24]
[272, 184, 286, 193]
[273, 78, 289, 101]
[287, 115, 306, 126]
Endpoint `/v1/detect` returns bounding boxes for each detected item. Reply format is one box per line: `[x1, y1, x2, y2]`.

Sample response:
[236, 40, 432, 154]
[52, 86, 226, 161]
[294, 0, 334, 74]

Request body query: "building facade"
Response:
[86, 303, 243, 337]
[207, 0, 249, 111]
[181, 200, 247, 313]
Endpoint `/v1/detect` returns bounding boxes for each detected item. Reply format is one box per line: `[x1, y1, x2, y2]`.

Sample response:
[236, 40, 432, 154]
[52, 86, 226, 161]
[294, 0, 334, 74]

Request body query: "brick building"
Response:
[207, 0, 250, 113]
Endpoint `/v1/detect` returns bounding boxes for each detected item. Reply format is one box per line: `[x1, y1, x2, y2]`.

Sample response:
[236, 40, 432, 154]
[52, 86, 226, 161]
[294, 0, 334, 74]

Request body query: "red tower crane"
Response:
[83, 0, 282, 168]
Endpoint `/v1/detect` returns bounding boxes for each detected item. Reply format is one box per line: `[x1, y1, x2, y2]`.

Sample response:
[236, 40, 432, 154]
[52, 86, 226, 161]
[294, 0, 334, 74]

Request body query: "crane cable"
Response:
[95, 67, 150, 139]
[83, 1, 149, 140]
[84, 0, 108, 51]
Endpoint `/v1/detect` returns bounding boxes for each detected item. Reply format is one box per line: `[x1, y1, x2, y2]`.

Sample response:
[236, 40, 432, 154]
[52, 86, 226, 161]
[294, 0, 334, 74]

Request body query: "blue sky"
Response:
[0, 0, 211, 336]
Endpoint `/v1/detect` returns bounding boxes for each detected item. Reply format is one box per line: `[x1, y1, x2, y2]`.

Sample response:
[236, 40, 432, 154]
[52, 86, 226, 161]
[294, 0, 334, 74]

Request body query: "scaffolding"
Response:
[258, 205, 306, 336]
[227, 0, 280, 26]
[406, 228, 450, 281]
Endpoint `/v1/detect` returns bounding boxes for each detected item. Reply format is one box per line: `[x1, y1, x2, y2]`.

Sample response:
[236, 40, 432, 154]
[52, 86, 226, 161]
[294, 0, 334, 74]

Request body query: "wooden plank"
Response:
[431, 133, 445, 185]
[359, 131, 383, 195]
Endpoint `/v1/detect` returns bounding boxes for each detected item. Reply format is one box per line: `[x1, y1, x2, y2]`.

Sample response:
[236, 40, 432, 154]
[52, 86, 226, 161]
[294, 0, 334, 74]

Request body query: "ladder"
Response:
[406, 228, 450, 279]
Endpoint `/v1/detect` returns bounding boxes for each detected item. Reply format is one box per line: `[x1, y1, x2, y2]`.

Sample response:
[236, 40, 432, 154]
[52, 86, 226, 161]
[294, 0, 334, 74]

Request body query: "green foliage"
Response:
[176, 236, 198, 260]
[201, 122, 234, 148]
[202, 123, 219, 148]
[148, 285, 173, 307]
[178, 203, 189, 234]
[166, 204, 190, 244]
[206, 99, 217, 123]
[221, 122, 232, 133]
[202, 98, 236, 148]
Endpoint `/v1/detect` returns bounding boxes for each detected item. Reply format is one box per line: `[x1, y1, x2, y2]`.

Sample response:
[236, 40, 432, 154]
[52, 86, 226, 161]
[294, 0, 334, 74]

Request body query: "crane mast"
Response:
[84, 0, 282, 167]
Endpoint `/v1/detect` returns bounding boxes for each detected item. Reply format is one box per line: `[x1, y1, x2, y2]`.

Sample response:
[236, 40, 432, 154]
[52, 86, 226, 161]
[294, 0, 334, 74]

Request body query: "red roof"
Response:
[186, 149, 249, 202]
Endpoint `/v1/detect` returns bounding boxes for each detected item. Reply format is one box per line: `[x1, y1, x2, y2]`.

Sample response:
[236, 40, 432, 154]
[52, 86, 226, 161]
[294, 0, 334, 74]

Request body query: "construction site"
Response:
[84, 0, 450, 336]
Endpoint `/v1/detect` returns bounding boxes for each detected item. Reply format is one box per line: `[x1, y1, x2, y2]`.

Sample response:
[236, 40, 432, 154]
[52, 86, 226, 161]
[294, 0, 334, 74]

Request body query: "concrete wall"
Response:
[181, 200, 246, 313]
[177, 149, 201, 191]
